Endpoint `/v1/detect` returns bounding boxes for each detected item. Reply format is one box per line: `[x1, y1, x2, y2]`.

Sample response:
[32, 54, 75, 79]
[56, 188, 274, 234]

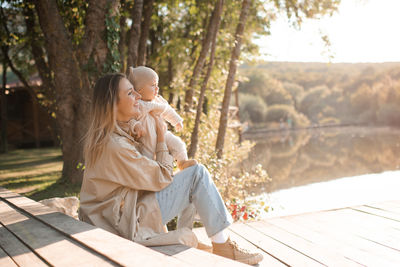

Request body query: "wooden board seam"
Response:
[0, 220, 51, 266]
[227, 228, 291, 266]
[0, 242, 19, 267]
[350, 207, 400, 223]
[0, 196, 123, 267]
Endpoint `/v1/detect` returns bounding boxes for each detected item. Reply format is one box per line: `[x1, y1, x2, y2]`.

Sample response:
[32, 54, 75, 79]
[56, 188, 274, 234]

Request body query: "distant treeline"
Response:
[238, 62, 400, 127]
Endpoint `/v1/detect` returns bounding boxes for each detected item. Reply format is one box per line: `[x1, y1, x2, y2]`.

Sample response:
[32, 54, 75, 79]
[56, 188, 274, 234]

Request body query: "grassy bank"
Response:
[0, 148, 81, 201]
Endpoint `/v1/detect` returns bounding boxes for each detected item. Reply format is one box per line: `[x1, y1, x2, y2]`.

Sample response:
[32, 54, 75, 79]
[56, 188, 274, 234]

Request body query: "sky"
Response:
[254, 0, 400, 63]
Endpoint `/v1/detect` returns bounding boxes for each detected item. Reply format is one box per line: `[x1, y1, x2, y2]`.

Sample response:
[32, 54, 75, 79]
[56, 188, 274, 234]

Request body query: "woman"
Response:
[79, 73, 263, 265]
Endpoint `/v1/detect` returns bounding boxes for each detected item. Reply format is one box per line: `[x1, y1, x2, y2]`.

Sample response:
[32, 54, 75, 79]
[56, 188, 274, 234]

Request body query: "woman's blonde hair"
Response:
[127, 66, 158, 92]
[84, 73, 126, 167]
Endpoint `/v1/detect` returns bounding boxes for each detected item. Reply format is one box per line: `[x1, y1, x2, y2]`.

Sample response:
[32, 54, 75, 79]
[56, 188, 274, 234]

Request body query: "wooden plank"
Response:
[0, 246, 18, 267]
[247, 220, 362, 266]
[0, 200, 116, 266]
[228, 222, 323, 267]
[151, 245, 246, 267]
[381, 200, 400, 208]
[0, 224, 47, 267]
[285, 209, 400, 266]
[193, 227, 287, 267]
[0, 188, 185, 267]
[266, 216, 372, 266]
[366, 201, 400, 214]
[351, 205, 400, 222]
[1, 187, 242, 266]
[342, 206, 400, 229]
[303, 207, 400, 252]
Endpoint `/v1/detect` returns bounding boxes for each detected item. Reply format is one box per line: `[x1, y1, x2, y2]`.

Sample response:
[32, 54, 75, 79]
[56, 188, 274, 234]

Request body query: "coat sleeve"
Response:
[154, 96, 183, 127]
[161, 105, 183, 127]
[139, 100, 168, 115]
[102, 139, 174, 192]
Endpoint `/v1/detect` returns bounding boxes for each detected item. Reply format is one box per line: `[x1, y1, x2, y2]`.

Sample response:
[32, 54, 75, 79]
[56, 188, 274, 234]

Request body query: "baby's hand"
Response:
[175, 122, 183, 132]
[133, 122, 146, 138]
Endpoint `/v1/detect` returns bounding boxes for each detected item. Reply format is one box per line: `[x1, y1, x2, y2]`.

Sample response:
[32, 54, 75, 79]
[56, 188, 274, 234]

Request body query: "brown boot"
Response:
[177, 159, 198, 170]
[212, 237, 263, 265]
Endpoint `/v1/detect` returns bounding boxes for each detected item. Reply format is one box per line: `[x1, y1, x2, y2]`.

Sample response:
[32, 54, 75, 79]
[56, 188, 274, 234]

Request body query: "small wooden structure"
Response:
[1, 76, 55, 150]
[0, 187, 245, 266]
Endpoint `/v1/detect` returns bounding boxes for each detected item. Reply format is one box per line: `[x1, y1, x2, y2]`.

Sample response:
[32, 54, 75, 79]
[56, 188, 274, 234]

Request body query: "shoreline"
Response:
[243, 124, 400, 139]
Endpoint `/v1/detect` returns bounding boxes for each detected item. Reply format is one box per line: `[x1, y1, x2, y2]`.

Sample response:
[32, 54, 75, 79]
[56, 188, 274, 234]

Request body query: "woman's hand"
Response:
[150, 111, 166, 143]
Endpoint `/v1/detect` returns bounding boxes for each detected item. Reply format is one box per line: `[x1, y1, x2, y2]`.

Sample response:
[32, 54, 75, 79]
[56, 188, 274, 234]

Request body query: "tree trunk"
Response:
[34, 0, 118, 183]
[215, 0, 251, 158]
[188, 0, 224, 158]
[118, 0, 127, 72]
[137, 0, 154, 66]
[1, 60, 7, 153]
[127, 0, 143, 68]
[23, 1, 55, 108]
[167, 57, 174, 103]
[234, 87, 242, 143]
[183, 1, 223, 111]
[34, 0, 85, 183]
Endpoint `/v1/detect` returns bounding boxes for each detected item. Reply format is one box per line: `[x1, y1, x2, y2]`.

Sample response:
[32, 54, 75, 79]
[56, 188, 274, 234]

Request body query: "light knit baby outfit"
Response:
[133, 95, 189, 164]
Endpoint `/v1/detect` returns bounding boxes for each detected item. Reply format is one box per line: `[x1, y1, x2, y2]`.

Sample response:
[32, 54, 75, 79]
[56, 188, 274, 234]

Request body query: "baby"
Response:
[127, 66, 197, 170]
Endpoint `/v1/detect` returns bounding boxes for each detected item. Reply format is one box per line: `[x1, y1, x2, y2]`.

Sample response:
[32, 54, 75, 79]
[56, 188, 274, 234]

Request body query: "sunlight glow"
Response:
[257, 170, 400, 218]
[255, 0, 400, 63]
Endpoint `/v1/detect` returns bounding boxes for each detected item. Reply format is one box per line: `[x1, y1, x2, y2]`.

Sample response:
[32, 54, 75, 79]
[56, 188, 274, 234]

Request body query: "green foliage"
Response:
[103, 6, 121, 73]
[298, 85, 330, 122]
[178, 108, 270, 214]
[264, 84, 294, 106]
[239, 93, 268, 123]
[238, 72, 270, 96]
[239, 62, 400, 127]
[282, 81, 304, 106]
[265, 104, 310, 127]
[377, 103, 400, 125]
[56, 0, 88, 45]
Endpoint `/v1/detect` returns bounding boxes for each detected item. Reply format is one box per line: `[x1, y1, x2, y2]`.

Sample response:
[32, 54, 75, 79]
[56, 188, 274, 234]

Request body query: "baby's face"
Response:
[138, 77, 159, 101]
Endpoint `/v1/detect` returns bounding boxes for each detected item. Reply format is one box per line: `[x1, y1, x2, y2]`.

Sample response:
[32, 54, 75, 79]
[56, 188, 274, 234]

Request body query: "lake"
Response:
[241, 126, 400, 217]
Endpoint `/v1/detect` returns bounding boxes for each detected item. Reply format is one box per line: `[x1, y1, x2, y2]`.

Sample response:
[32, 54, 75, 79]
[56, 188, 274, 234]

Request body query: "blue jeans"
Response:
[155, 164, 233, 237]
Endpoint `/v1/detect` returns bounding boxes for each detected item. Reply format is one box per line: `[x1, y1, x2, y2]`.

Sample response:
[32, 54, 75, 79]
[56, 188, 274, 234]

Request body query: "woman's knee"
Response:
[195, 164, 212, 182]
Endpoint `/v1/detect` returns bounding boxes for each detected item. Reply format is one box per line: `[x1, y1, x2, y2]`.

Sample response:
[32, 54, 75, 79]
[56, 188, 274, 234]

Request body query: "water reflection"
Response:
[242, 127, 400, 195]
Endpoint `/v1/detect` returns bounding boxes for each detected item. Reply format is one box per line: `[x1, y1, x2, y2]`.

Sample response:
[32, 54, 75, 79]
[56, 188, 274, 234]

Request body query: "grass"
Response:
[0, 147, 81, 201]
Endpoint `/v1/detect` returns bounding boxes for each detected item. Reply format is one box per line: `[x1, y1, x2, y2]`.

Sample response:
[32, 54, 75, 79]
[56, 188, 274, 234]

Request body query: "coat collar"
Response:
[114, 122, 139, 145]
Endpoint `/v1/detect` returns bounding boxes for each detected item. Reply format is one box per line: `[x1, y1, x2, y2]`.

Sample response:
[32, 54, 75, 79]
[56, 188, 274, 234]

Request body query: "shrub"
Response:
[298, 85, 331, 122]
[177, 108, 271, 222]
[239, 93, 268, 123]
[376, 103, 400, 126]
[265, 104, 310, 127]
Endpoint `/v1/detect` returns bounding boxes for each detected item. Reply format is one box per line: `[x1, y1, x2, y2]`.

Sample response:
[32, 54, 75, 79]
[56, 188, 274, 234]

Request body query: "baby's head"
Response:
[127, 66, 159, 101]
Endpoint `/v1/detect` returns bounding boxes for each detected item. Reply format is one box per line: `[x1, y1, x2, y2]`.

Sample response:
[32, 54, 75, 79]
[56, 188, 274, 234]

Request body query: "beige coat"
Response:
[79, 125, 197, 247]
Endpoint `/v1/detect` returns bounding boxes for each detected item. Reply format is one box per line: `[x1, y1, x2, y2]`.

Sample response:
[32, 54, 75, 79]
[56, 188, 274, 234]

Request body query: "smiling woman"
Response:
[78, 73, 264, 265]
[116, 78, 142, 122]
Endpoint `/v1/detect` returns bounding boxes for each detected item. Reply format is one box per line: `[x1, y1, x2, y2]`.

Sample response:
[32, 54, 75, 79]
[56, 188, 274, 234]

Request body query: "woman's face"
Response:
[116, 78, 141, 122]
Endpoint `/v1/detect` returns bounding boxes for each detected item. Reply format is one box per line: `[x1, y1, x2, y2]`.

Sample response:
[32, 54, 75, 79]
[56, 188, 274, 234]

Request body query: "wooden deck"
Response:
[194, 200, 400, 266]
[1, 186, 400, 266]
[0, 188, 245, 266]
